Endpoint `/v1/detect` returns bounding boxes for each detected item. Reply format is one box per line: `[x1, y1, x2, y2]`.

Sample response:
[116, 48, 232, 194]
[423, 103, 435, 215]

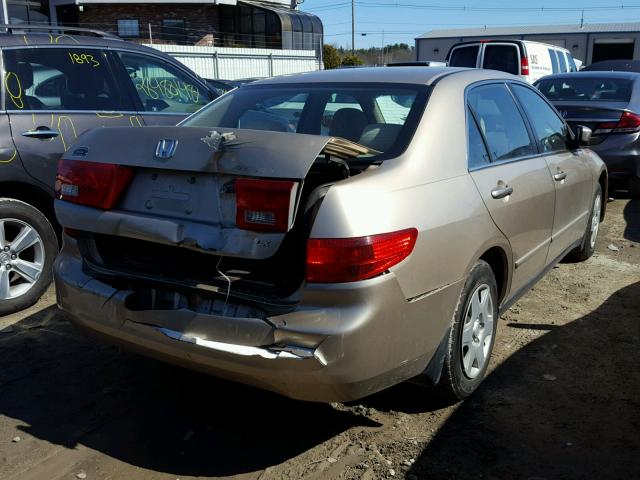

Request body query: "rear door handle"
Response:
[491, 185, 513, 199]
[21, 128, 60, 139]
[553, 171, 567, 181]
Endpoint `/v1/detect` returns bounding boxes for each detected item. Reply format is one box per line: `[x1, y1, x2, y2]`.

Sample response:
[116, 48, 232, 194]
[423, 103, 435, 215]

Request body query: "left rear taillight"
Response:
[520, 57, 530, 76]
[306, 228, 418, 283]
[235, 178, 297, 232]
[55, 159, 134, 210]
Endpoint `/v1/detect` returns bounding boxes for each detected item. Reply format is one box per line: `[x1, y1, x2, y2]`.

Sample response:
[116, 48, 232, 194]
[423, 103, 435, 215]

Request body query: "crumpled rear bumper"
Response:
[54, 234, 461, 402]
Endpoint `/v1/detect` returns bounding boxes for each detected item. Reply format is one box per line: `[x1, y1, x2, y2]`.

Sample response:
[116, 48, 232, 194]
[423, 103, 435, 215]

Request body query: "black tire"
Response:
[567, 184, 602, 262]
[0, 198, 58, 316]
[438, 260, 498, 401]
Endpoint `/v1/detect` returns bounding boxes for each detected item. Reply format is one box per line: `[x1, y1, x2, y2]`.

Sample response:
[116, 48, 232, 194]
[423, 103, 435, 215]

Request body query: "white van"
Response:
[447, 40, 578, 83]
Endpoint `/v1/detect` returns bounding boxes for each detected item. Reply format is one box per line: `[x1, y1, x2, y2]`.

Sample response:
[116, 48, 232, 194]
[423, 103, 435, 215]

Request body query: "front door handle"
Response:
[491, 185, 514, 199]
[21, 128, 60, 139]
[553, 171, 567, 181]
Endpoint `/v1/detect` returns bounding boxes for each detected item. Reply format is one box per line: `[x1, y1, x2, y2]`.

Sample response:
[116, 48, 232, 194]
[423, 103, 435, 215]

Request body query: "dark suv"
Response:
[0, 25, 218, 314]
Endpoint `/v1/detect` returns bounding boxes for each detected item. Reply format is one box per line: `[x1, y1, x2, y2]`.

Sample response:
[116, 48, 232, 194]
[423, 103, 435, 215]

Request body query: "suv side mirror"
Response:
[570, 125, 592, 149]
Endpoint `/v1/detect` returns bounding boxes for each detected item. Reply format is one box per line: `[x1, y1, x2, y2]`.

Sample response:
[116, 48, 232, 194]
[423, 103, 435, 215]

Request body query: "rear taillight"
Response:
[55, 160, 134, 210]
[235, 178, 297, 232]
[594, 111, 640, 135]
[306, 228, 418, 283]
[520, 57, 529, 75]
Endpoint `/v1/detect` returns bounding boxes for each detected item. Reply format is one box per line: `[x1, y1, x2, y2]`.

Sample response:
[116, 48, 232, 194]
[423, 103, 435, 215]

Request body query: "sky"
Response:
[299, 0, 640, 49]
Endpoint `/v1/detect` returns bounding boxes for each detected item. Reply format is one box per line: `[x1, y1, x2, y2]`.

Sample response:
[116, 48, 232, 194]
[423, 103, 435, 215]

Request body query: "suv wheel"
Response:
[0, 199, 58, 315]
[438, 260, 498, 401]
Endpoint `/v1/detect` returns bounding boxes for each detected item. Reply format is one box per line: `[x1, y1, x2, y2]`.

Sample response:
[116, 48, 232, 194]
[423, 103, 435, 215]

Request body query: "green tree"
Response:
[341, 54, 364, 67]
[323, 44, 342, 70]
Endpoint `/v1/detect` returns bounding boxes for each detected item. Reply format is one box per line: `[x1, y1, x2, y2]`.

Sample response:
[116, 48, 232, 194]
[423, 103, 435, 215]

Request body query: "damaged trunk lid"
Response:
[58, 126, 370, 260]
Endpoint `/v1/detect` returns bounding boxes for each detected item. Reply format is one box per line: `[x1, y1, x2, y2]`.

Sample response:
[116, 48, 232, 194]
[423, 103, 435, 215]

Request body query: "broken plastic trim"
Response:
[156, 327, 326, 364]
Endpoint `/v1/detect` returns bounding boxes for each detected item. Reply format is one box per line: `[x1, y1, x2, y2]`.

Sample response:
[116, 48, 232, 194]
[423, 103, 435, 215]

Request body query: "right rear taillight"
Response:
[594, 111, 640, 135]
[55, 159, 134, 210]
[520, 57, 530, 75]
[306, 228, 418, 283]
[235, 178, 297, 232]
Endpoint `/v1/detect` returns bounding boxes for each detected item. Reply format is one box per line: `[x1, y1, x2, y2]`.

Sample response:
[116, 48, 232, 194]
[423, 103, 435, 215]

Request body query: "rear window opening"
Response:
[536, 77, 634, 102]
[182, 83, 429, 162]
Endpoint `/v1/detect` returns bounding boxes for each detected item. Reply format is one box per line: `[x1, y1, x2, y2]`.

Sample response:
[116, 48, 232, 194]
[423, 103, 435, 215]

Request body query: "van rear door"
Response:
[448, 44, 481, 67]
[481, 43, 520, 75]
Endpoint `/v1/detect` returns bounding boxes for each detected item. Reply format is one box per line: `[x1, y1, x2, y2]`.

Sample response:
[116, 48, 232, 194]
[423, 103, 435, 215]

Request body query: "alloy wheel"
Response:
[460, 283, 494, 379]
[590, 193, 601, 249]
[0, 219, 45, 300]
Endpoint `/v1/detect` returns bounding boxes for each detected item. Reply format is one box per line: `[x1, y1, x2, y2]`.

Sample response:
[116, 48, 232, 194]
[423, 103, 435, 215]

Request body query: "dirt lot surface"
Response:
[1, 199, 638, 480]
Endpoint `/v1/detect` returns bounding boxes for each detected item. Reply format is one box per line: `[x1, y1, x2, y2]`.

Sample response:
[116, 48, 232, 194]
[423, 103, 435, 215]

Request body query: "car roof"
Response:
[0, 31, 159, 55]
[248, 66, 514, 86]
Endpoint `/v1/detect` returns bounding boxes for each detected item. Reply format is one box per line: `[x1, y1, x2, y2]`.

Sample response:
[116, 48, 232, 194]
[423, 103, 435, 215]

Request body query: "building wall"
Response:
[147, 43, 319, 79]
[73, 4, 219, 45]
[416, 31, 640, 65]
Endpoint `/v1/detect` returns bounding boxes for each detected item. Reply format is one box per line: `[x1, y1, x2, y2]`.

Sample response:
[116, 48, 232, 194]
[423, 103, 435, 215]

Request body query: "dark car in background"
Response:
[0, 25, 217, 315]
[582, 59, 640, 73]
[536, 71, 640, 196]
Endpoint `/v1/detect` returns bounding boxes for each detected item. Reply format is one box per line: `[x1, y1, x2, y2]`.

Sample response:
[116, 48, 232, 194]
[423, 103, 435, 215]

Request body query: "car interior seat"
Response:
[16, 62, 46, 110]
[358, 123, 402, 152]
[329, 108, 368, 142]
[61, 73, 114, 110]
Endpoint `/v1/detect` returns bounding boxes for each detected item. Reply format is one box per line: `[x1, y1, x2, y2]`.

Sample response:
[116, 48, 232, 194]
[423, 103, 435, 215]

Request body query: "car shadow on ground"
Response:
[623, 198, 640, 242]
[404, 281, 640, 479]
[0, 306, 378, 477]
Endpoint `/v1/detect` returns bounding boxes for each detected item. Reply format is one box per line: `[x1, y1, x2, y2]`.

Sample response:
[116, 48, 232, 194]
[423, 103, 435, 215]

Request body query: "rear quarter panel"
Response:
[310, 70, 514, 302]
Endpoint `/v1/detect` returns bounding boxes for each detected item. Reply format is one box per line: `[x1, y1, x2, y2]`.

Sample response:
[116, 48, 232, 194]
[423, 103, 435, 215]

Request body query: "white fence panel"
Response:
[143, 44, 320, 80]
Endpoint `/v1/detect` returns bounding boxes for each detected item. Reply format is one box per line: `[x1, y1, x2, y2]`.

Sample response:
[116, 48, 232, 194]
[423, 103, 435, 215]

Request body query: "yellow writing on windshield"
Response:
[68, 52, 101, 68]
[135, 77, 201, 104]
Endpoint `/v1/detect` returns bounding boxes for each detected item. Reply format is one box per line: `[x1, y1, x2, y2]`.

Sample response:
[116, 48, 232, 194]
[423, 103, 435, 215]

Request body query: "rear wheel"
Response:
[0, 199, 58, 315]
[568, 184, 602, 262]
[438, 260, 498, 401]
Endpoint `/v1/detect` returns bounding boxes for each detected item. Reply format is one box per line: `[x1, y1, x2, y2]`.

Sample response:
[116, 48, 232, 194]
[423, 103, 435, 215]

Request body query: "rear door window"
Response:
[482, 44, 519, 75]
[467, 83, 536, 161]
[548, 49, 560, 74]
[449, 45, 479, 67]
[467, 109, 491, 169]
[566, 53, 578, 72]
[512, 84, 569, 153]
[118, 51, 210, 114]
[3, 48, 124, 111]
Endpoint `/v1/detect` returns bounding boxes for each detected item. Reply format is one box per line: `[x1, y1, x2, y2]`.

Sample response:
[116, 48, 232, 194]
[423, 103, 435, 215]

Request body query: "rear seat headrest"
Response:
[358, 123, 402, 152]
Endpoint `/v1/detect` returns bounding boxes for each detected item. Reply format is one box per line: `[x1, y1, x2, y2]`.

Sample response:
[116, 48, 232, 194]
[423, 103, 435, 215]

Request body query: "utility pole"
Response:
[351, 0, 355, 54]
[381, 29, 385, 65]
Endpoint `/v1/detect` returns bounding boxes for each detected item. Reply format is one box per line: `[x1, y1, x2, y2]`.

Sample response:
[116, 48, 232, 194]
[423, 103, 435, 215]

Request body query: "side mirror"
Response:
[576, 125, 592, 146]
[570, 125, 592, 149]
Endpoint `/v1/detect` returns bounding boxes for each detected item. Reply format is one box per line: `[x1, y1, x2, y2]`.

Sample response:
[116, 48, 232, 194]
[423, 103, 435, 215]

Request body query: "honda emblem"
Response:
[155, 139, 178, 160]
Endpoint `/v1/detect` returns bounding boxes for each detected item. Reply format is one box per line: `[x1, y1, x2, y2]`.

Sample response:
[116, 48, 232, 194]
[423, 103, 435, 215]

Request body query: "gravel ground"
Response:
[0, 199, 638, 480]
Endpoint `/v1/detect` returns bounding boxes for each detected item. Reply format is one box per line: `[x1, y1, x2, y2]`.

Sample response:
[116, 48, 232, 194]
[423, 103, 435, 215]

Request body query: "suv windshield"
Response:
[536, 76, 634, 102]
[182, 83, 429, 159]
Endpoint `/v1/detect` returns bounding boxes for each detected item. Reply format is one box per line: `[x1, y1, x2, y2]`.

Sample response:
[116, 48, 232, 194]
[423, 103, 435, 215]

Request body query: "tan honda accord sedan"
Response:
[53, 67, 607, 402]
